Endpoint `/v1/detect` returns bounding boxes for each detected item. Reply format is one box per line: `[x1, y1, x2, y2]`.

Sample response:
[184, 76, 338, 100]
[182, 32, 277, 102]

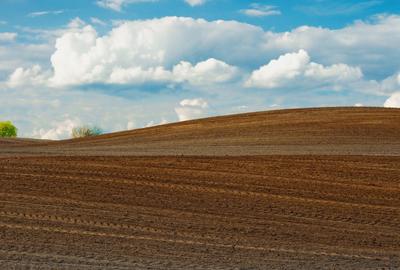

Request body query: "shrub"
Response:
[71, 125, 103, 138]
[0, 121, 18, 138]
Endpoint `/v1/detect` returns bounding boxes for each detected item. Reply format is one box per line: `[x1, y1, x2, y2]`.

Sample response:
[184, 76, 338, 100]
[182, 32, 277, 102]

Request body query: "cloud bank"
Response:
[20, 15, 397, 95]
[2, 15, 400, 139]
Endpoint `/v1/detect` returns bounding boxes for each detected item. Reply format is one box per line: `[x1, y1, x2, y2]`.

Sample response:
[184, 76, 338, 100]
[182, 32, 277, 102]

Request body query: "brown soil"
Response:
[1, 107, 399, 269]
[3, 107, 400, 156]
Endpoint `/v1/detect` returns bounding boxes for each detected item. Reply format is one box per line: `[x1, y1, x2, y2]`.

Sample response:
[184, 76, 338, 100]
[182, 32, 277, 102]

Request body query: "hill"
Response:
[2, 107, 400, 156]
[0, 107, 399, 269]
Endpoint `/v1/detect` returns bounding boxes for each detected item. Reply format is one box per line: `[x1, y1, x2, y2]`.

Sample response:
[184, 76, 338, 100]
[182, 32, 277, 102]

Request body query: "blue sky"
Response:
[1, 0, 400, 139]
[1, 0, 399, 31]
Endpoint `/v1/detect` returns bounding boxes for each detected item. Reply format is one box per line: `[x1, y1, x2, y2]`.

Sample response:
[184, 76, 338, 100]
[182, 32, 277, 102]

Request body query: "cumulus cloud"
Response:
[108, 66, 171, 84]
[49, 25, 98, 85]
[384, 92, 400, 108]
[175, 98, 208, 121]
[185, 0, 206, 7]
[49, 16, 264, 85]
[378, 73, 400, 94]
[240, 4, 281, 17]
[246, 50, 310, 88]
[108, 58, 238, 86]
[43, 15, 400, 90]
[3, 15, 400, 99]
[108, 58, 238, 85]
[0, 32, 17, 42]
[264, 15, 400, 79]
[3, 15, 400, 139]
[305, 62, 363, 82]
[173, 58, 238, 85]
[32, 118, 80, 140]
[246, 50, 363, 89]
[48, 18, 245, 87]
[7, 65, 50, 88]
[96, 0, 157, 12]
[0, 82, 175, 138]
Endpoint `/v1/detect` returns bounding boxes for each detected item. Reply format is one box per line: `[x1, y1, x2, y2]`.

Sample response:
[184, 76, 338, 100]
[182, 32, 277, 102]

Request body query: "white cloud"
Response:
[127, 121, 136, 130]
[28, 10, 64, 18]
[145, 118, 168, 127]
[241, 4, 281, 17]
[384, 92, 400, 108]
[173, 58, 238, 85]
[44, 15, 400, 90]
[108, 66, 171, 84]
[0, 21, 7, 25]
[378, 73, 400, 94]
[58, 17, 257, 83]
[96, 0, 157, 12]
[175, 98, 208, 121]
[354, 103, 364, 107]
[264, 15, 400, 79]
[246, 50, 310, 88]
[0, 42, 54, 77]
[7, 65, 50, 88]
[185, 0, 206, 7]
[0, 32, 17, 42]
[0, 84, 177, 139]
[91, 17, 107, 26]
[68, 17, 86, 29]
[50, 25, 98, 85]
[180, 98, 208, 108]
[305, 62, 363, 82]
[246, 50, 363, 89]
[3, 15, 400, 140]
[3, 15, 398, 105]
[33, 118, 80, 140]
[50, 52, 237, 86]
[48, 17, 247, 87]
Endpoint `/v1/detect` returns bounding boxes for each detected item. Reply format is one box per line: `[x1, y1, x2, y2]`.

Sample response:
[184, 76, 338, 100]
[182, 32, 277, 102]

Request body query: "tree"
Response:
[0, 121, 18, 138]
[71, 125, 103, 138]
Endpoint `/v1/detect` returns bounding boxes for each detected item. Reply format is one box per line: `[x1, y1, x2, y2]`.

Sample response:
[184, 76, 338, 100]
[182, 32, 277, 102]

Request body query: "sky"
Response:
[1, 0, 400, 139]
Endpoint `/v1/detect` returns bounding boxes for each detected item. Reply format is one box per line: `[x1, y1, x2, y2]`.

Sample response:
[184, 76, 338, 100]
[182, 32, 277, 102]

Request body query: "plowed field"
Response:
[1, 108, 399, 269]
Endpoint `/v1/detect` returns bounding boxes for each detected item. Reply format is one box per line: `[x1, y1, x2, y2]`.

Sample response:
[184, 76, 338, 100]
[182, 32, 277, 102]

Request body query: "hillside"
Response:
[0, 107, 399, 269]
[2, 107, 400, 156]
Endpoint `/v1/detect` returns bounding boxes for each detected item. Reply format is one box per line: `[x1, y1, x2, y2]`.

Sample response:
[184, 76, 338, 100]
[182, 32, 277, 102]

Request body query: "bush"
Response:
[0, 121, 18, 138]
[71, 125, 103, 138]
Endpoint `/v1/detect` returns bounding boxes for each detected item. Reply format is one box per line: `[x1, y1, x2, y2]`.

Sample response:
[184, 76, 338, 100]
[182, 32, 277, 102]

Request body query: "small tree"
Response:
[71, 125, 103, 138]
[0, 121, 18, 138]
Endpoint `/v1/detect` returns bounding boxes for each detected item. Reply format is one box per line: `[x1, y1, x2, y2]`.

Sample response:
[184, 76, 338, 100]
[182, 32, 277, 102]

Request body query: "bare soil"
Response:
[3, 107, 400, 156]
[1, 107, 399, 269]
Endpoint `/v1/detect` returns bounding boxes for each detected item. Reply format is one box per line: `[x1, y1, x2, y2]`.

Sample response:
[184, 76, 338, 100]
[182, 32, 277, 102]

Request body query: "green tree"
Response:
[0, 121, 18, 138]
[71, 125, 103, 138]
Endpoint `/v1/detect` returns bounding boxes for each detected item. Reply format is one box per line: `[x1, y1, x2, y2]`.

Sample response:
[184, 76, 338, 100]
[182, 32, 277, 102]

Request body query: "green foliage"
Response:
[0, 121, 18, 138]
[71, 125, 103, 138]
